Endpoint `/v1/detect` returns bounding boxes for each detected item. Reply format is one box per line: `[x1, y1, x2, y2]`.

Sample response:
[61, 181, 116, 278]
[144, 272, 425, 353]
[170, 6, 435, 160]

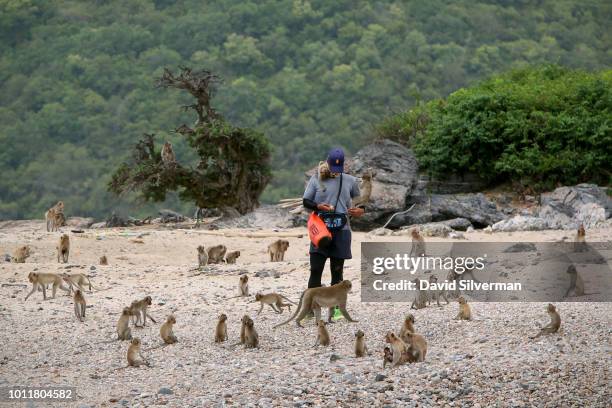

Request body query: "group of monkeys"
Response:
[16, 205, 582, 371]
[196, 239, 290, 267]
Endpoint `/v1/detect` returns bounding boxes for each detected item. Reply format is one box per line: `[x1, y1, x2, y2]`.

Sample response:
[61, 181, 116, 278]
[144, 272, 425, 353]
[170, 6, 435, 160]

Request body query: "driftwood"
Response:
[194, 230, 304, 238]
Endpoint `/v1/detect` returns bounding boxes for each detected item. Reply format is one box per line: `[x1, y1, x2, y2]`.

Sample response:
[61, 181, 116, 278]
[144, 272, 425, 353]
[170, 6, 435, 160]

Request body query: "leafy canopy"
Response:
[377, 65, 612, 190]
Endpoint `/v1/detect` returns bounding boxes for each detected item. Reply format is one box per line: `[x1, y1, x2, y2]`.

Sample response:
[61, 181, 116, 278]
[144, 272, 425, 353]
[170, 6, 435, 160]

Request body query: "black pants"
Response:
[308, 252, 344, 288]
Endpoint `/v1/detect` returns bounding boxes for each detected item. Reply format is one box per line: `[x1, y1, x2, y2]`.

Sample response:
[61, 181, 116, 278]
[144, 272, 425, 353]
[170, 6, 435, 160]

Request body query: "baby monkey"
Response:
[197, 245, 208, 268]
[354, 330, 369, 357]
[160, 315, 178, 345]
[225, 250, 240, 264]
[228, 275, 249, 298]
[126, 338, 149, 368]
[215, 314, 228, 343]
[242, 315, 259, 348]
[530, 304, 561, 339]
[314, 320, 330, 347]
[254, 293, 296, 315]
[454, 296, 472, 320]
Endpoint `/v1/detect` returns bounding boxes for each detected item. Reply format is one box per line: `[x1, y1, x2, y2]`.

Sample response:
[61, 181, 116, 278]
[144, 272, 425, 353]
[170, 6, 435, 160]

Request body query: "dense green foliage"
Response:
[378, 66, 611, 190]
[1, 0, 611, 219]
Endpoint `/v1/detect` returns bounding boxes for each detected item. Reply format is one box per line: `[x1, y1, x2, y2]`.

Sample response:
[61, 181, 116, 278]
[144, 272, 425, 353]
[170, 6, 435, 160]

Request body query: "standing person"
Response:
[302, 148, 365, 319]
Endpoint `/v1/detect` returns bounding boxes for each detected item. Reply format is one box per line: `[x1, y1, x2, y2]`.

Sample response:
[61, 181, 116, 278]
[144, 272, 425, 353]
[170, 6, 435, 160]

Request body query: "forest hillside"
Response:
[1, 0, 610, 219]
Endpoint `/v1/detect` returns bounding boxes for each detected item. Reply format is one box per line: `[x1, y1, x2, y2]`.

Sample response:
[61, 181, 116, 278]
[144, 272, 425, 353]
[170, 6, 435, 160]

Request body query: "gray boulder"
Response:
[65, 217, 95, 229]
[349, 139, 420, 230]
[492, 215, 549, 232]
[158, 209, 186, 223]
[393, 193, 504, 228]
[538, 184, 610, 229]
[540, 184, 611, 217]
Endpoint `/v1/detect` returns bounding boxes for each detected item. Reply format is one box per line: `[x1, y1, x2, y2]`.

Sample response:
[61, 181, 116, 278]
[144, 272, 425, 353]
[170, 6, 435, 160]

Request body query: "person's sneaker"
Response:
[332, 306, 344, 321]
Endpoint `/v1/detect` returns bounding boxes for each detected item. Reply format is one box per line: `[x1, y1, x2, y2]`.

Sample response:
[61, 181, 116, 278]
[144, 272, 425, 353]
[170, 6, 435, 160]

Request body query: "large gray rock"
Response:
[492, 215, 550, 232]
[538, 184, 610, 229]
[215, 205, 304, 229]
[65, 217, 95, 229]
[348, 139, 420, 230]
[392, 193, 505, 228]
[540, 184, 611, 217]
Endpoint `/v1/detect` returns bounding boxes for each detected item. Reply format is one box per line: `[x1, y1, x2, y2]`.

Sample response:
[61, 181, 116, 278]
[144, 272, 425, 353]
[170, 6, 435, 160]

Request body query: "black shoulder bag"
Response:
[318, 174, 348, 231]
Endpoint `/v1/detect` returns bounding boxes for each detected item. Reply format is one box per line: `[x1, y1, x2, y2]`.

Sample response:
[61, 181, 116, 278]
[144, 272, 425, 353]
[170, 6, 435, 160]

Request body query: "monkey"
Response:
[99, 255, 108, 265]
[25, 272, 70, 301]
[409, 228, 426, 257]
[402, 332, 427, 362]
[445, 270, 462, 300]
[62, 273, 95, 295]
[214, 314, 228, 343]
[161, 141, 176, 164]
[206, 244, 227, 264]
[126, 338, 149, 367]
[56, 234, 70, 263]
[399, 314, 415, 342]
[317, 160, 331, 192]
[197, 245, 209, 268]
[73, 289, 86, 322]
[11, 246, 31, 263]
[352, 168, 376, 208]
[274, 280, 357, 328]
[225, 250, 240, 264]
[565, 264, 586, 297]
[384, 332, 408, 368]
[382, 346, 394, 368]
[530, 303, 561, 339]
[53, 211, 66, 231]
[237, 314, 249, 345]
[243, 315, 259, 348]
[354, 330, 369, 357]
[267, 239, 289, 262]
[129, 296, 156, 327]
[160, 315, 177, 345]
[254, 293, 295, 315]
[410, 278, 428, 310]
[454, 296, 472, 320]
[574, 224, 587, 252]
[45, 201, 64, 232]
[426, 275, 449, 307]
[117, 308, 133, 340]
[314, 320, 330, 347]
[227, 275, 249, 298]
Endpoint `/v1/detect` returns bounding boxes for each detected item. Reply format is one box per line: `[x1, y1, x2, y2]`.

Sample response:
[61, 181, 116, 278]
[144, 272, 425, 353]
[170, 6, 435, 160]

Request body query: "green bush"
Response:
[379, 65, 611, 191]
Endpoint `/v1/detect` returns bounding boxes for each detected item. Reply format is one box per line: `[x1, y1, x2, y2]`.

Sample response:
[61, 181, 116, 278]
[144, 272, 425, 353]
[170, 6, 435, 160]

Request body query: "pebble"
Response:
[158, 387, 173, 395]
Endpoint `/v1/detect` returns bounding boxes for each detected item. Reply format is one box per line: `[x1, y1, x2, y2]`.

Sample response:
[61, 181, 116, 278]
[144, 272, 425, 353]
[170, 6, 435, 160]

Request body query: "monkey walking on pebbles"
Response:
[25, 272, 70, 301]
[73, 290, 86, 322]
[56, 234, 70, 263]
[274, 280, 357, 328]
[254, 293, 296, 315]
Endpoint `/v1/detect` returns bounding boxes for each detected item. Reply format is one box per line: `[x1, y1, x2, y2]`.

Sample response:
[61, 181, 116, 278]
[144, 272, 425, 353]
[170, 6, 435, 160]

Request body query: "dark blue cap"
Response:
[327, 147, 345, 173]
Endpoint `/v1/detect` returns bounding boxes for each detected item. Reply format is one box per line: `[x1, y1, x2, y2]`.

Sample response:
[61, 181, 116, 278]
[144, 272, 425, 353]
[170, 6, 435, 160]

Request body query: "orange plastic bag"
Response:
[308, 212, 332, 248]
